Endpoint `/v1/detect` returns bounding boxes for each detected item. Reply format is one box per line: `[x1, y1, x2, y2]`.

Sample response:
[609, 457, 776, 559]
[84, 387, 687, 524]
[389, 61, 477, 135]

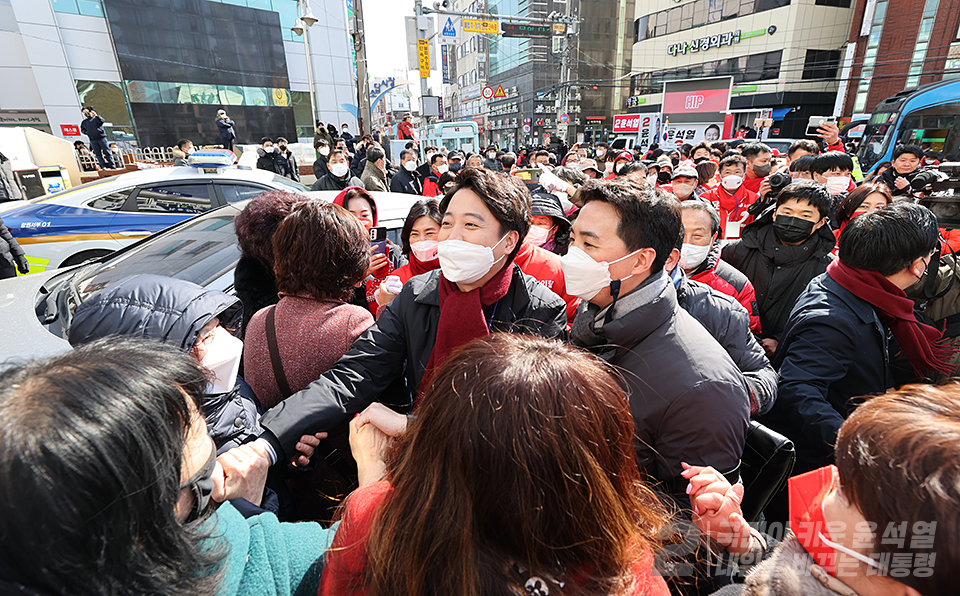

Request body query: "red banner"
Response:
[613, 114, 641, 133]
[663, 87, 730, 114]
[60, 124, 80, 136]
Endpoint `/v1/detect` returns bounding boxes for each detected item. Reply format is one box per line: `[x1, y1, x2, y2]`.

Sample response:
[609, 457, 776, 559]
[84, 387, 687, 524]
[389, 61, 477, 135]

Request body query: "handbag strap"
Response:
[265, 305, 294, 398]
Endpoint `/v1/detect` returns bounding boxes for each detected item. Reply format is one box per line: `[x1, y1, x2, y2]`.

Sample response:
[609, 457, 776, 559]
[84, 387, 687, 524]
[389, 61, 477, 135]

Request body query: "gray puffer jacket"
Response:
[0, 152, 22, 202]
[67, 274, 263, 454]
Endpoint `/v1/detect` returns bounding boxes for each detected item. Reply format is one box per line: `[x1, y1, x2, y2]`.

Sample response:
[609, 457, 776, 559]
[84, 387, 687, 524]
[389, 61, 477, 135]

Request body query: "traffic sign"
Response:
[493, 84, 507, 98]
[463, 18, 499, 34]
[482, 86, 495, 100]
[522, 124, 531, 133]
[501, 23, 552, 38]
[441, 17, 458, 39]
[417, 39, 430, 78]
[559, 113, 569, 124]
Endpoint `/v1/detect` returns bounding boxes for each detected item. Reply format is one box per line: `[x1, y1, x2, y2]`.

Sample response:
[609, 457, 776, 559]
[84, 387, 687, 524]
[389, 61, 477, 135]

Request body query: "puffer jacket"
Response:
[676, 275, 778, 416]
[0, 152, 23, 201]
[721, 206, 835, 339]
[259, 265, 567, 461]
[689, 241, 761, 334]
[66, 274, 263, 454]
[0, 215, 27, 271]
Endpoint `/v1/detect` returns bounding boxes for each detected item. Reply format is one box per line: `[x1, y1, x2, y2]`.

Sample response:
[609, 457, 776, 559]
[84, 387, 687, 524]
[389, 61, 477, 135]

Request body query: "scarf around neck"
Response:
[826, 260, 957, 376]
[419, 262, 515, 394]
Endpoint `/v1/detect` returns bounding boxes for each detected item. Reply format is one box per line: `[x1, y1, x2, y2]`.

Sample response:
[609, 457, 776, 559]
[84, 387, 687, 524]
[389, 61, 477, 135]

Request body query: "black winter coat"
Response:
[256, 148, 282, 175]
[260, 265, 567, 460]
[217, 117, 236, 140]
[234, 255, 279, 340]
[0, 216, 26, 271]
[721, 207, 835, 339]
[312, 155, 329, 179]
[80, 115, 105, 140]
[389, 167, 423, 195]
[676, 275, 778, 417]
[67, 274, 264, 455]
[311, 173, 364, 191]
[760, 273, 891, 473]
[571, 275, 750, 501]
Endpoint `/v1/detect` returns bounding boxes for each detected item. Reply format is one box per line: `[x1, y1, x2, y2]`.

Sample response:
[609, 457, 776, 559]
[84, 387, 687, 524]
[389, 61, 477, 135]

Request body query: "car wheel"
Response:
[60, 249, 114, 268]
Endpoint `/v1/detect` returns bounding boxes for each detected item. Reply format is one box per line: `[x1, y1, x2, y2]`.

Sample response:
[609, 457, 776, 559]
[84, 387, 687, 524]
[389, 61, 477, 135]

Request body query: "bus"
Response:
[418, 121, 480, 154]
[857, 79, 960, 176]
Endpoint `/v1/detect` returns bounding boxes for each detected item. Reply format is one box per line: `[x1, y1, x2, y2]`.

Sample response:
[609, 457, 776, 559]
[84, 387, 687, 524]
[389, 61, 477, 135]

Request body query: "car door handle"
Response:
[118, 230, 152, 236]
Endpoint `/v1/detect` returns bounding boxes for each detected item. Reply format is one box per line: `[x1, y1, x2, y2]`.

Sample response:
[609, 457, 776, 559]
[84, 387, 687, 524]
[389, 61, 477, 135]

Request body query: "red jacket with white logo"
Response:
[513, 240, 579, 326]
[699, 184, 759, 240]
[687, 243, 761, 334]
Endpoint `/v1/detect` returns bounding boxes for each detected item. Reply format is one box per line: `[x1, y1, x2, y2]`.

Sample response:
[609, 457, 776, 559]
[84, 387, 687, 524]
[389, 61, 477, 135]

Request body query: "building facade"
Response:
[626, 0, 856, 140]
[0, 0, 360, 148]
[840, 0, 960, 118]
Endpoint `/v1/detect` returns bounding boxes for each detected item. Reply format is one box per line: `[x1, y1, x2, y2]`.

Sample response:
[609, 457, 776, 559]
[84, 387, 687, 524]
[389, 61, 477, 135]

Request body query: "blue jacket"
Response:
[80, 115, 106, 140]
[217, 117, 236, 140]
[760, 273, 891, 473]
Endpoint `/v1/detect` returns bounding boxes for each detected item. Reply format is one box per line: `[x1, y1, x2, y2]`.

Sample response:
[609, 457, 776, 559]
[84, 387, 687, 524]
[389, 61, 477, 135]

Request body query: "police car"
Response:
[2, 150, 320, 273]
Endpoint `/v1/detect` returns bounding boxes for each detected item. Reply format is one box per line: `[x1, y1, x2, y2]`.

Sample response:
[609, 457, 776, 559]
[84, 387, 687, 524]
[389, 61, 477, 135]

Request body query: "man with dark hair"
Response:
[879, 145, 928, 198]
[274, 137, 299, 182]
[221, 167, 566, 472]
[361, 145, 388, 192]
[422, 153, 449, 197]
[311, 149, 363, 191]
[500, 152, 516, 171]
[482, 146, 502, 172]
[739, 142, 772, 194]
[256, 138, 282, 175]
[172, 139, 193, 166]
[723, 180, 836, 357]
[786, 139, 819, 165]
[691, 141, 712, 162]
[787, 154, 816, 180]
[563, 179, 749, 503]
[700, 154, 758, 240]
[763, 202, 943, 477]
[811, 151, 854, 197]
[80, 107, 110, 168]
[313, 139, 331, 179]
[390, 148, 423, 195]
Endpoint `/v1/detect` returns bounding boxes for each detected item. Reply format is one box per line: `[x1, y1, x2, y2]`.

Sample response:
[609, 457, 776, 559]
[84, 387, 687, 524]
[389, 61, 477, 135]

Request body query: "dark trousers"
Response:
[89, 138, 111, 168]
[221, 136, 234, 152]
[0, 264, 16, 280]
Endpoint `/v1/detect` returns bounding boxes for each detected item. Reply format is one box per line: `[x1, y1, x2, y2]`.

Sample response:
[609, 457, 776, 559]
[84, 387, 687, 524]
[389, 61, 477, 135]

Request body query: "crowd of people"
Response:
[2, 119, 959, 596]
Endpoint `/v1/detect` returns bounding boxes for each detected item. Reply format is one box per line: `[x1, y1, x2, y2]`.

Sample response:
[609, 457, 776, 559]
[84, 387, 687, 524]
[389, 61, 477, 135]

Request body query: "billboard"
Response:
[614, 113, 661, 153]
[662, 77, 732, 114]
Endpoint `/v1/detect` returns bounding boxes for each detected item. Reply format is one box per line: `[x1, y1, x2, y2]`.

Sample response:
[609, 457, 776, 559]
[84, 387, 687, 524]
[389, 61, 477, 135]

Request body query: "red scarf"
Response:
[827, 260, 957, 375]
[403, 254, 439, 282]
[419, 262, 515, 395]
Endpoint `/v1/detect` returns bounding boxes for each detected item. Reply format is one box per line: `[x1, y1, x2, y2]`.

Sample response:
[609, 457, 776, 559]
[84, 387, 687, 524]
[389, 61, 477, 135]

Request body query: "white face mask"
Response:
[526, 225, 553, 247]
[436, 164, 449, 175]
[646, 174, 658, 186]
[320, 147, 330, 156]
[672, 182, 695, 198]
[330, 162, 349, 177]
[426, 152, 436, 162]
[403, 160, 417, 172]
[825, 176, 849, 195]
[721, 174, 744, 191]
[487, 152, 496, 159]
[679, 242, 711, 270]
[264, 146, 275, 153]
[411, 239, 439, 261]
[596, 149, 606, 158]
[560, 246, 642, 302]
[437, 235, 508, 284]
[186, 147, 195, 155]
[199, 326, 243, 394]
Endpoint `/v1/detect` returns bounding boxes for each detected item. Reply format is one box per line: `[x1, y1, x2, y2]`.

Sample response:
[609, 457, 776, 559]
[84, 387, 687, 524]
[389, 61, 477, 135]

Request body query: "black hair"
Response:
[177, 139, 192, 150]
[834, 182, 893, 226]
[500, 154, 517, 169]
[440, 167, 532, 261]
[812, 151, 854, 176]
[0, 338, 223, 596]
[740, 142, 771, 160]
[721, 149, 740, 159]
[680, 199, 721, 236]
[366, 145, 385, 163]
[679, 143, 692, 158]
[579, 180, 681, 273]
[438, 171, 458, 191]
[400, 199, 442, 254]
[775, 180, 833, 220]
[619, 162, 648, 177]
[788, 139, 820, 159]
[430, 153, 446, 166]
[400, 148, 417, 161]
[647, 148, 664, 161]
[893, 145, 924, 161]
[718, 154, 748, 173]
[789, 154, 816, 173]
[840, 202, 938, 276]
[314, 138, 330, 149]
[74, 140, 86, 147]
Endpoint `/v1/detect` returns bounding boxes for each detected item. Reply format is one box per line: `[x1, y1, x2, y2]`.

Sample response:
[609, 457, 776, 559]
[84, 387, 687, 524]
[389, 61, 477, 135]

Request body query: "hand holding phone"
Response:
[370, 226, 388, 256]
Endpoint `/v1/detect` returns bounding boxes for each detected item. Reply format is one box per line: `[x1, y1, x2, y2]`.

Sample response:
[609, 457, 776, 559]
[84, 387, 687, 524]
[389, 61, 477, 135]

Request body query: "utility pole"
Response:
[352, 0, 372, 134]
[414, 0, 431, 131]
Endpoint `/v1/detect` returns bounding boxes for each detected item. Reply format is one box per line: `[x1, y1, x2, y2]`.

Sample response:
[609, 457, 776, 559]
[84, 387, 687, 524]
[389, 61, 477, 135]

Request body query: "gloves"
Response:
[14, 253, 29, 275]
[537, 165, 570, 195]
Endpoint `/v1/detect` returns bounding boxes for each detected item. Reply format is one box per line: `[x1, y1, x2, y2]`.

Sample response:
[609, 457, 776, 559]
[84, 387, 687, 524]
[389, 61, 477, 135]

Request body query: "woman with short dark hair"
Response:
[0, 338, 334, 596]
[323, 334, 671, 596]
[375, 200, 442, 312]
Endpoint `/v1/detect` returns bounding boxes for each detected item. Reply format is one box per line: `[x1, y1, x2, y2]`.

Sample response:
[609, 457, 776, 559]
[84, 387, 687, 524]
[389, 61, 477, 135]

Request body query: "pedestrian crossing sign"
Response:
[442, 17, 457, 39]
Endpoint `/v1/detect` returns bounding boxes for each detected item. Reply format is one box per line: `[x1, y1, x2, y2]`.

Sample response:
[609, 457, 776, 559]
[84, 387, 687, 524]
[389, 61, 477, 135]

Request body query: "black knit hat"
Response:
[530, 192, 570, 224]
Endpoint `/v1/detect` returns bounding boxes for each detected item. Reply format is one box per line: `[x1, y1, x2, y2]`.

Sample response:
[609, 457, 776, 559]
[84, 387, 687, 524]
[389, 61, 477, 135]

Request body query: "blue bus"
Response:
[856, 79, 960, 176]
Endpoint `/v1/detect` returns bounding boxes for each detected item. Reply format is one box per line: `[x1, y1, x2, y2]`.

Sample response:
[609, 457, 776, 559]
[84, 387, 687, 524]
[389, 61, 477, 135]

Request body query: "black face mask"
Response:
[752, 162, 772, 177]
[449, 162, 462, 172]
[671, 156, 680, 167]
[773, 215, 816, 244]
[658, 171, 671, 184]
[178, 445, 216, 523]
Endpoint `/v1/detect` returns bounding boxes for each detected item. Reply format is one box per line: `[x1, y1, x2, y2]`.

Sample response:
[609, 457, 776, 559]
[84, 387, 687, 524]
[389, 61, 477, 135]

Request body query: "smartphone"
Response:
[806, 116, 837, 137]
[370, 226, 388, 256]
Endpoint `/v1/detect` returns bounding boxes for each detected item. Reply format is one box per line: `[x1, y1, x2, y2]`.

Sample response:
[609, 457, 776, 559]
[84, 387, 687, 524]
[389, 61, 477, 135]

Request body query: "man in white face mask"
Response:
[562, 180, 749, 505]
[699, 154, 759, 241]
[224, 168, 567, 482]
[679, 201, 761, 334]
[390, 148, 424, 195]
[311, 149, 364, 191]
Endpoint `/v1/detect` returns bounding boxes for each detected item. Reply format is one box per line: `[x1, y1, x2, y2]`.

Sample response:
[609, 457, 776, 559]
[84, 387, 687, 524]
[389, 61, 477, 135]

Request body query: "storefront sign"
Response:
[625, 96, 647, 108]
[463, 18, 499, 34]
[0, 112, 47, 126]
[663, 87, 730, 114]
[61, 124, 81, 136]
[668, 30, 741, 56]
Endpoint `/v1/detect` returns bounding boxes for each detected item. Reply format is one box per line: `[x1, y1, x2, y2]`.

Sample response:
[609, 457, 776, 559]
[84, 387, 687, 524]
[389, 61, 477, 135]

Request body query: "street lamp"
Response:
[292, 0, 319, 136]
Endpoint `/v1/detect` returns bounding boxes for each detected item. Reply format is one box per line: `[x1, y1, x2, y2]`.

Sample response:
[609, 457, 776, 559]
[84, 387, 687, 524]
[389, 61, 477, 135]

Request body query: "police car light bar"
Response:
[187, 149, 235, 169]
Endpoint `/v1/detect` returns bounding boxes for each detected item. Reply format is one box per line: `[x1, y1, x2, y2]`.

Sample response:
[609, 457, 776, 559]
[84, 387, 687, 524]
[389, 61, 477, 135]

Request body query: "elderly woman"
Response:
[0, 338, 335, 596]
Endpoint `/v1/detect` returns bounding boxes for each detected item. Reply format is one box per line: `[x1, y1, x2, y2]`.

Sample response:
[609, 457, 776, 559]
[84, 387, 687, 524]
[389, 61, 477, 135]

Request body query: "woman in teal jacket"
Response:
[0, 337, 333, 596]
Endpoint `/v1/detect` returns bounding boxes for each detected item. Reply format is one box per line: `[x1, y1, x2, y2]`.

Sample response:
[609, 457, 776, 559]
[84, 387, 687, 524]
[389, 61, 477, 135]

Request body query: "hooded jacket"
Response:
[172, 147, 189, 167]
[259, 266, 567, 462]
[676, 275, 777, 416]
[569, 272, 750, 503]
[67, 274, 263, 454]
[256, 148, 282, 175]
[389, 165, 423, 195]
[0, 215, 27, 272]
[688, 242, 761, 334]
[217, 116, 236, 140]
[0, 152, 23, 201]
[721, 206, 836, 339]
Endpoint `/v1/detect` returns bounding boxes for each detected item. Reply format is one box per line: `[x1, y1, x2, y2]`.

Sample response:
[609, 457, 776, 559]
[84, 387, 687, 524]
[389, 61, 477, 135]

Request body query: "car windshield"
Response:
[269, 175, 310, 192]
[30, 177, 115, 203]
[857, 111, 899, 172]
[73, 205, 242, 302]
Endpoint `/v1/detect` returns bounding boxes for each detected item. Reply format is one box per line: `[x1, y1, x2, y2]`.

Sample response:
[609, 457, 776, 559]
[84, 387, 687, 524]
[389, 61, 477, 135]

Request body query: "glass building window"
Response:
[904, 0, 940, 89]
[125, 80, 291, 108]
[76, 81, 131, 126]
[802, 49, 842, 80]
[635, 0, 790, 43]
[853, 0, 887, 113]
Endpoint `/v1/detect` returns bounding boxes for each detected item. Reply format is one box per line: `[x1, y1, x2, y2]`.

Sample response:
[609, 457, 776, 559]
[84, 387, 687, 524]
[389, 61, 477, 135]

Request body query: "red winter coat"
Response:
[398, 121, 416, 141]
[688, 243, 761, 334]
[513, 240, 579, 326]
[700, 184, 759, 241]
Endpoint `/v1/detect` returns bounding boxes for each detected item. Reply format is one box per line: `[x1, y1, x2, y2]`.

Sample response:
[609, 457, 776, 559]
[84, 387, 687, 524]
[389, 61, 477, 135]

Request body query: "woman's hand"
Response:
[367, 250, 389, 277]
[350, 415, 390, 486]
[376, 276, 403, 309]
[354, 403, 408, 437]
[214, 442, 272, 506]
[681, 462, 754, 556]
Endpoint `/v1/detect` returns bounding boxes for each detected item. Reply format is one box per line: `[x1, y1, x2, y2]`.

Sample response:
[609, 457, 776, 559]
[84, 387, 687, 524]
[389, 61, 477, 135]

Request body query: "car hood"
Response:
[0, 270, 71, 364]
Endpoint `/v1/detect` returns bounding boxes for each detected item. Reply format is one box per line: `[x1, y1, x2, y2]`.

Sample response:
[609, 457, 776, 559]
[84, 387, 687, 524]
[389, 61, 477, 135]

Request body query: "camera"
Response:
[767, 171, 792, 198]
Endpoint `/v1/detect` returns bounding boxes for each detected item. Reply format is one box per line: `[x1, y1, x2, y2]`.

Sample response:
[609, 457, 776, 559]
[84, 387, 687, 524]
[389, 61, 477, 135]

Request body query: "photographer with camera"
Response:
[879, 145, 938, 198]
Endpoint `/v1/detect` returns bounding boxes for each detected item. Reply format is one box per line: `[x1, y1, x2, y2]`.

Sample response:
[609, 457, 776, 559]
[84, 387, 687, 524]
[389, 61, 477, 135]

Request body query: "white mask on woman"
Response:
[411, 239, 439, 261]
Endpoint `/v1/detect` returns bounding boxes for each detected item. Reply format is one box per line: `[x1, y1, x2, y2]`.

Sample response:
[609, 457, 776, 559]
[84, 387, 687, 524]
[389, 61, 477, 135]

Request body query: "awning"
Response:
[771, 107, 795, 121]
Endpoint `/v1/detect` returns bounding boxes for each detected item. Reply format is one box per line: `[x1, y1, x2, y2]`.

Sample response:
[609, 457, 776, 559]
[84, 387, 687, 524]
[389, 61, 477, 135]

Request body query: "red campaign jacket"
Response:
[422, 169, 442, 197]
[688, 242, 761, 334]
[742, 174, 764, 195]
[398, 121, 416, 140]
[699, 184, 759, 240]
[513, 240, 579, 326]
